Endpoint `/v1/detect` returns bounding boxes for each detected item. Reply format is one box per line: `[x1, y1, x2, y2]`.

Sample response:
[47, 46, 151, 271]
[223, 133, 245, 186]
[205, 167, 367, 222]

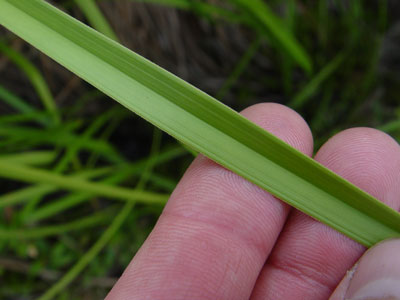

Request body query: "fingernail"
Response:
[345, 239, 400, 300]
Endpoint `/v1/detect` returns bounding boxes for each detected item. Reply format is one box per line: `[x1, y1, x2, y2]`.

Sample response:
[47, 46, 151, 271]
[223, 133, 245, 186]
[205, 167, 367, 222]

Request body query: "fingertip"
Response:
[240, 102, 314, 156]
[317, 127, 399, 157]
[315, 127, 400, 208]
[330, 239, 400, 300]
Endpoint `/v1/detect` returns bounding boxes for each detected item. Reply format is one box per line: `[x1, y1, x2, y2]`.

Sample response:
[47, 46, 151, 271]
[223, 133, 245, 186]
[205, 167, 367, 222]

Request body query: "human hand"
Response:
[106, 103, 400, 300]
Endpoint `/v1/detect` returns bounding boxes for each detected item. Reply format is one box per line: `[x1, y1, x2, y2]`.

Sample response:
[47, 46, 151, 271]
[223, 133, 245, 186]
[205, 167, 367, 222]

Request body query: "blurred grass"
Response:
[0, 0, 399, 298]
[0, 41, 60, 125]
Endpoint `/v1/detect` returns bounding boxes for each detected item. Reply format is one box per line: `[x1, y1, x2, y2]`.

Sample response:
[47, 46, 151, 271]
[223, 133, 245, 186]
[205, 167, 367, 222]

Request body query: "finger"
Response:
[251, 128, 400, 300]
[330, 239, 400, 300]
[106, 103, 313, 300]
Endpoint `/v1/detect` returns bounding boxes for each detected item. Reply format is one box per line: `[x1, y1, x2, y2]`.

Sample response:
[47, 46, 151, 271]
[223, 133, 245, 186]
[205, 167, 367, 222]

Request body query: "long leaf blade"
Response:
[0, 41, 60, 124]
[1, 0, 400, 247]
[0, 159, 168, 205]
[231, 0, 312, 73]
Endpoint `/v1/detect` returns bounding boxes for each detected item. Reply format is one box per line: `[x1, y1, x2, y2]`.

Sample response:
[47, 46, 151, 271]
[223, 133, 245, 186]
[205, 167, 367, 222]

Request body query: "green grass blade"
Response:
[0, 160, 168, 205]
[216, 37, 261, 100]
[0, 167, 114, 209]
[0, 208, 113, 239]
[0, 125, 125, 163]
[0, 84, 35, 113]
[0, 84, 52, 126]
[0, 41, 60, 125]
[38, 116, 162, 300]
[26, 146, 184, 222]
[38, 201, 134, 300]
[379, 120, 400, 134]
[85, 107, 130, 167]
[0, 110, 52, 126]
[0, 150, 56, 166]
[25, 170, 132, 223]
[0, 185, 54, 209]
[0, 147, 183, 211]
[74, 0, 118, 41]
[55, 106, 122, 172]
[17, 107, 122, 220]
[129, 0, 244, 23]
[148, 173, 177, 191]
[1, 0, 400, 247]
[231, 0, 312, 73]
[25, 165, 141, 223]
[131, 0, 191, 9]
[289, 53, 346, 109]
[17, 110, 119, 221]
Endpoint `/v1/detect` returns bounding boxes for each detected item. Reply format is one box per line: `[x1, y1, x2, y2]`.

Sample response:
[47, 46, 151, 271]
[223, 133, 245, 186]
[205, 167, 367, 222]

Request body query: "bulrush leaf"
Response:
[1, 0, 400, 247]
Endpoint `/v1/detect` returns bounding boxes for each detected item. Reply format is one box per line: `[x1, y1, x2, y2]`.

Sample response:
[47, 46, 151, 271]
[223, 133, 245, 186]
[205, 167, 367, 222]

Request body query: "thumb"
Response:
[329, 239, 400, 300]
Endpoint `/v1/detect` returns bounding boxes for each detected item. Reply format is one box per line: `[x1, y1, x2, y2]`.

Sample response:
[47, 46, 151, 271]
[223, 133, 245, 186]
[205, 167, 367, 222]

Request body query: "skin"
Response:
[106, 103, 400, 300]
[330, 239, 400, 300]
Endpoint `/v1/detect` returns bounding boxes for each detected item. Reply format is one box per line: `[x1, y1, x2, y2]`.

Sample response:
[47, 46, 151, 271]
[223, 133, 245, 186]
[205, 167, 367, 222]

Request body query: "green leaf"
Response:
[128, 0, 244, 23]
[0, 207, 114, 239]
[38, 112, 163, 300]
[26, 147, 185, 223]
[0, 167, 114, 209]
[0, 125, 125, 163]
[39, 201, 134, 300]
[0, 151, 56, 166]
[379, 119, 400, 134]
[25, 170, 132, 223]
[1, 0, 400, 247]
[0, 159, 168, 205]
[74, 0, 118, 41]
[231, 0, 313, 73]
[0, 109, 51, 126]
[0, 84, 35, 113]
[289, 53, 346, 109]
[0, 41, 60, 125]
[216, 37, 262, 100]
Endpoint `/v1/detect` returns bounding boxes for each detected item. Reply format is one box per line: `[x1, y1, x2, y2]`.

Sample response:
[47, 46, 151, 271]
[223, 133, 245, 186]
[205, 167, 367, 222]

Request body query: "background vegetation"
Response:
[1, 0, 400, 299]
